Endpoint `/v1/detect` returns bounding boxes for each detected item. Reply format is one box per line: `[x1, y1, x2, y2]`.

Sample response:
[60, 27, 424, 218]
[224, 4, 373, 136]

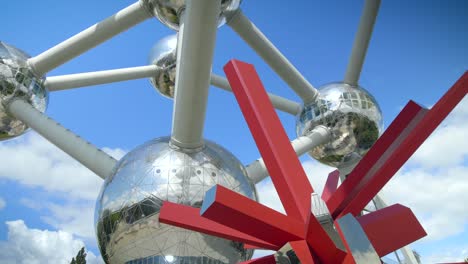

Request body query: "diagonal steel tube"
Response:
[27, 1, 151, 76]
[344, 0, 381, 86]
[228, 11, 319, 104]
[6, 99, 117, 179]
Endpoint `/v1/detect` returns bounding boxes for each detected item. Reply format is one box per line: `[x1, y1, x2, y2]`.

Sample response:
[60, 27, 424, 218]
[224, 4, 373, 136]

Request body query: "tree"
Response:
[70, 247, 87, 264]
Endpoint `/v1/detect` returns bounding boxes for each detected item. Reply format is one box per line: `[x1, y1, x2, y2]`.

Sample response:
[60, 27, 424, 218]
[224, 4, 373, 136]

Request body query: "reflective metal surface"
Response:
[141, 0, 242, 30]
[296, 82, 383, 168]
[336, 214, 381, 263]
[95, 137, 257, 264]
[148, 34, 177, 98]
[275, 243, 300, 264]
[0, 41, 48, 141]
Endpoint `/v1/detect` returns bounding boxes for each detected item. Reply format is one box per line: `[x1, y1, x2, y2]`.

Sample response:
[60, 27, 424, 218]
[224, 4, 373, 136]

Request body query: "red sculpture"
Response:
[159, 60, 467, 263]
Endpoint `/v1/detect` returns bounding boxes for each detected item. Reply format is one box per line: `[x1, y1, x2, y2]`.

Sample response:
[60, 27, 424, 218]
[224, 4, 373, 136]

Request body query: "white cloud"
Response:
[421, 244, 468, 263]
[0, 133, 125, 201]
[383, 97, 468, 241]
[0, 197, 5, 210]
[0, 220, 103, 264]
[410, 96, 468, 168]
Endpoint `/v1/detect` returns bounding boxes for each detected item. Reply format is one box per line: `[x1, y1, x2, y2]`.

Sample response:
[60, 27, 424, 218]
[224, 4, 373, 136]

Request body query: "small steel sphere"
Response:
[141, 0, 242, 30]
[95, 136, 257, 264]
[0, 41, 48, 141]
[296, 82, 383, 168]
[148, 34, 177, 98]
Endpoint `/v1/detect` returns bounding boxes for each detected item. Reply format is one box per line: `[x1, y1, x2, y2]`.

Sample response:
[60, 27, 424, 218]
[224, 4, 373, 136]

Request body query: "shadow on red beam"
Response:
[201, 185, 306, 247]
[289, 240, 319, 263]
[322, 170, 340, 202]
[306, 212, 347, 262]
[224, 59, 313, 223]
[159, 201, 279, 250]
[357, 204, 427, 256]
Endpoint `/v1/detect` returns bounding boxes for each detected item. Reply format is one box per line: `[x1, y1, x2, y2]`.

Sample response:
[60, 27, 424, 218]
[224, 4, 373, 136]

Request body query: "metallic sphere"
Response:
[142, 0, 242, 31]
[95, 137, 257, 264]
[148, 34, 177, 98]
[296, 82, 383, 168]
[0, 41, 48, 141]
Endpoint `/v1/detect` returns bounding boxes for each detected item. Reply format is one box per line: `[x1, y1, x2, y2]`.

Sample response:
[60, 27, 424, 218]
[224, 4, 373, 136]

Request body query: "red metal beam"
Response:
[159, 201, 279, 250]
[240, 255, 276, 264]
[339, 72, 468, 217]
[322, 170, 340, 202]
[289, 240, 319, 263]
[357, 204, 427, 256]
[224, 60, 313, 223]
[326, 100, 426, 217]
[200, 185, 306, 247]
[306, 212, 347, 263]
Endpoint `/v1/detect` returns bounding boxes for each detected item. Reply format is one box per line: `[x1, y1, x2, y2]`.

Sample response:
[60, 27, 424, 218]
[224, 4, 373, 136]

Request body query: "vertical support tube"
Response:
[27, 1, 151, 76]
[228, 11, 319, 104]
[170, 0, 221, 149]
[6, 99, 117, 179]
[344, 0, 381, 86]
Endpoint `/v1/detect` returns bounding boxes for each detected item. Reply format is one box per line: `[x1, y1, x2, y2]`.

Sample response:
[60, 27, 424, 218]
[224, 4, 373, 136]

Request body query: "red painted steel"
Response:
[156, 61, 465, 263]
[322, 170, 340, 202]
[357, 204, 427, 256]
[326, 100, 426, 217]
[239, 255, 276, 264]
[224, 60, 313, 223]
[306, 213, 347, 262]
[289, 240, 318, 263]
[339, 72, 468, 217]
[200, 185, 305, 247]
[159, 201, 279, 250]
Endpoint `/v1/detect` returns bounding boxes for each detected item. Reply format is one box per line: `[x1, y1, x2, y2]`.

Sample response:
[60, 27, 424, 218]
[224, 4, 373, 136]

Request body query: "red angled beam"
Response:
[338, 72, 468, 217]
[322, 170, 340, 202]
[289, 240, 319, 263]
[357, 204, 427, 256]
[240, 255, 276, 264]
[326, 100, 427, 216]
[306, 212, 347, 262]
[200, 185, 306, 247]
[224, 60, 313, 223]
[159, 201, 279, 250]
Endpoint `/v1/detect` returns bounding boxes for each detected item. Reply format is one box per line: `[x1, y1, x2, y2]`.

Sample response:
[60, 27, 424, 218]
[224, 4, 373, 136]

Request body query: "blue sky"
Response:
[0, 0, 467, 263]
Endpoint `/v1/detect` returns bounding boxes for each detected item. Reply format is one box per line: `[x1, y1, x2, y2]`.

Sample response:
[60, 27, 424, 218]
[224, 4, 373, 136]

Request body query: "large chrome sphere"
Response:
[296, 82, 383, 168]
[142, 0, 242, 31]
[95, 137, 257, 264]
[0, 41, 48, 141]
[148, 34, 177, 98]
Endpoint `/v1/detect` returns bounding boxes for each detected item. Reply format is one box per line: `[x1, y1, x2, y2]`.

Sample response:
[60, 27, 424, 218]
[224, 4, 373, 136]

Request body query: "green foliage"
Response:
[70, 247, 86, 264]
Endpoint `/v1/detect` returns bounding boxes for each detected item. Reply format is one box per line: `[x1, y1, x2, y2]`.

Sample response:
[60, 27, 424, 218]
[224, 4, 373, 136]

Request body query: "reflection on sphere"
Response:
[95, 137, 257, 264]
[0, 41, 48, 141]
[296, 82, 383, 168]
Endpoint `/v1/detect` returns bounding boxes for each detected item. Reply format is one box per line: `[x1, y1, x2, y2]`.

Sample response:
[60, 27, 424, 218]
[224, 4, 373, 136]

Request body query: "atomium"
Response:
[142, 0, 242, 30]
[1, 0, 458, 263]
[0, 42, 48, 141]
[148, 34, 177, 98]
[95, 137, 257, 263]
[296, 82, 383, 168]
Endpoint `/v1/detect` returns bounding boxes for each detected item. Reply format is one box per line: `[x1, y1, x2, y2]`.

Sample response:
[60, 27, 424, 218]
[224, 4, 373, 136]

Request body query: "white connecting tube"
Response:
[247, 126, 330, 183]
[6, 99, 117, 179]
